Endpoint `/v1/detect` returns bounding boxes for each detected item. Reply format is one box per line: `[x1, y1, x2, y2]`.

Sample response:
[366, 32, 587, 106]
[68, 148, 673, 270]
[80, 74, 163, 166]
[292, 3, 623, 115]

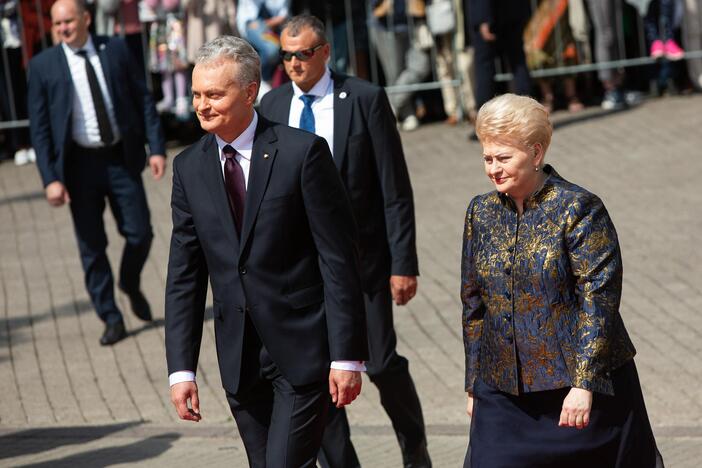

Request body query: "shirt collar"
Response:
[291, 68, 333, 100]
[62, 35, 96, 56]
[216, 111, 258, 161]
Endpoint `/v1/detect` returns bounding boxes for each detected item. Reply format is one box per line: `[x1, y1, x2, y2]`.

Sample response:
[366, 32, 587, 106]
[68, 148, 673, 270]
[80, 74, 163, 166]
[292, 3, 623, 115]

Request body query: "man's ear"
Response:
[247, 81, 259, 105]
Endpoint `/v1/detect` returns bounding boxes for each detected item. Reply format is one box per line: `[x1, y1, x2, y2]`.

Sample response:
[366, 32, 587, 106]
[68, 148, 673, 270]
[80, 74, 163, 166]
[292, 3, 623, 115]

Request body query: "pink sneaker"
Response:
[664, 39, 684, 61]
[650, 39, 664, 59]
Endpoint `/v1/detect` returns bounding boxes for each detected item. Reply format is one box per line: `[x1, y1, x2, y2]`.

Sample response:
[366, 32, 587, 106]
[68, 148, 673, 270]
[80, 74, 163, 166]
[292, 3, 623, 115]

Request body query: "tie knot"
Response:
[300, 94, 315, 107]
[75, 49, 88, 59]
[222, 145, 237, 159]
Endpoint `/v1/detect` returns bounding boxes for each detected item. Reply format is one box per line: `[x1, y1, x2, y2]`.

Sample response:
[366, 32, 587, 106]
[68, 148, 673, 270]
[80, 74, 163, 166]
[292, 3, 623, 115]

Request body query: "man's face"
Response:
[191, 60, 258, 140]
[280, 27, 330, 92]
[51, 0, 90, 49]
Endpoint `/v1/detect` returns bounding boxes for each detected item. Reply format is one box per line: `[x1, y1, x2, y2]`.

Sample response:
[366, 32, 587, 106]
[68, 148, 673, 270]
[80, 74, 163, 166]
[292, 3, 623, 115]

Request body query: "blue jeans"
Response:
[245, 20, 280, 82]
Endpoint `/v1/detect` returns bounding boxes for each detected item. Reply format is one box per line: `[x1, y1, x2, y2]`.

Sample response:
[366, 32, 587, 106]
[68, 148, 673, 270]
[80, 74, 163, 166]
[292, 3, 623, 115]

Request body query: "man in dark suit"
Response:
[468, 0, 531, 111]
[259, 15, 430, 468]
[27, 0, 166, 345]
[165, 36, 368, 467]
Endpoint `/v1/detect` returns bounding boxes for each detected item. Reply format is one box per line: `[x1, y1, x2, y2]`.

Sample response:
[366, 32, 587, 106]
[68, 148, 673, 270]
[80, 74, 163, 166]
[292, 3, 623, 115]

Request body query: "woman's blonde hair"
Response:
[475, 94, 553, 155]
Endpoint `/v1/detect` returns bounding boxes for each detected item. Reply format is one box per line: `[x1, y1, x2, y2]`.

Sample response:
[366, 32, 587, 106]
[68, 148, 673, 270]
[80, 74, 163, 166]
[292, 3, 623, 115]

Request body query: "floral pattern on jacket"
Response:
[462, 165, 636, 396]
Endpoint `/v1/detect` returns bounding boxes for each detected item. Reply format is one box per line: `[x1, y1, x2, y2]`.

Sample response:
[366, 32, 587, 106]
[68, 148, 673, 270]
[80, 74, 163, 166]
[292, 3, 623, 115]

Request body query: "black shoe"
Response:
[100, 320, 127, 346]
[119, 286, 153, 322]
[403, 441, 432, 468]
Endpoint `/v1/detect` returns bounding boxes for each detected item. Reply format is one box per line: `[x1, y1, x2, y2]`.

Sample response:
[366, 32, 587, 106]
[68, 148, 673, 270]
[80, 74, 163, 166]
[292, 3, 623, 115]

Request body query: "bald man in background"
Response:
[27, 0, 166, 345]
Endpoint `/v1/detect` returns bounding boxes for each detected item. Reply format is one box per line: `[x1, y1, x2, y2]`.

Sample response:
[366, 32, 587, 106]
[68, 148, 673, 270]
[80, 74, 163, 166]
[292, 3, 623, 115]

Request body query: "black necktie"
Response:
[222, 145, 246, 233]
[76, 49, 114, 145]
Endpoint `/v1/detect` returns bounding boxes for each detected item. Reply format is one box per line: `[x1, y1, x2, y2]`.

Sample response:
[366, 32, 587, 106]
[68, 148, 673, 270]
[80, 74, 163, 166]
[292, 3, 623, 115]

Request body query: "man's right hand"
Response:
[45, 181, 70, 206]
[479, 22, 496, 42]
[170, 381, 202, 422]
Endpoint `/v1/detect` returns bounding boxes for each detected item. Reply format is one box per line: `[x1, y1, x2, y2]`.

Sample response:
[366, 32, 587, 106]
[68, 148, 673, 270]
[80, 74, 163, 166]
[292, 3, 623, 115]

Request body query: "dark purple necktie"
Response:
[222, 145, 246, 233]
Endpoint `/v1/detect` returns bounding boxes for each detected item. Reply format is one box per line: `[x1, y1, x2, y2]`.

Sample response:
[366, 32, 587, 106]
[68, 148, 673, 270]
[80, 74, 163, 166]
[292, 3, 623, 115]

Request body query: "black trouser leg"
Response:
[319, 285, 430, 467]
[229, 318, 329, 468]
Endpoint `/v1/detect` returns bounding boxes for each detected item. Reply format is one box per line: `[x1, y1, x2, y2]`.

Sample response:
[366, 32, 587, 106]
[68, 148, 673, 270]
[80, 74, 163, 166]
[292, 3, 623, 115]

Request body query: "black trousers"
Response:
[465, 360, 664, 468]
[318, 285, 428, 468]
[227, 316, 329, 468]
[65, 144, 153, 324]
[471, 22, 532, 110]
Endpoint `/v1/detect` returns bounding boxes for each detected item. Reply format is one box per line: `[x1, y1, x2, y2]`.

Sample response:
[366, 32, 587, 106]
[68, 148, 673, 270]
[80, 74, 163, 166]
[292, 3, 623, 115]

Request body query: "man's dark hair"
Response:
[281, 14, 328, 44]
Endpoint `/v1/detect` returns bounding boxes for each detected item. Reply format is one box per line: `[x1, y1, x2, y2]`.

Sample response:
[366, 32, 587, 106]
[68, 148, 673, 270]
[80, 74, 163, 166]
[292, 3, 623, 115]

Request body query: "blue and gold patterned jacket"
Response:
[462, 166, 636, 396]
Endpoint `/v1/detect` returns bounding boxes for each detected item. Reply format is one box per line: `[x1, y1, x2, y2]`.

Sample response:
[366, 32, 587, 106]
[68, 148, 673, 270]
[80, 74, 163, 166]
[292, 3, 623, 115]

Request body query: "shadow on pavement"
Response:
[16, 433, 181, 468]
[551, 106, 633, 132]
[0, 421, 142, 460]
[0, 191, 46, 206]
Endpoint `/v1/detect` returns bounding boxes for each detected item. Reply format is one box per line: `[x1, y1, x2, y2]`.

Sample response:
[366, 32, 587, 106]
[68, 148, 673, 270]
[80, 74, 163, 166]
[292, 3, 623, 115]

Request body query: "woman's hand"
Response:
[466, 392, 474, 417]
[559, 387, 592, 429]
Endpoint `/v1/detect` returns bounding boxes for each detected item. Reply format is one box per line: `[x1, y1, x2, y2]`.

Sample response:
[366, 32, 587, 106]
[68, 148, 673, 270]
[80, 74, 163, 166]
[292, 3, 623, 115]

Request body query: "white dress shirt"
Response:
[288, 68, 335, 156]
[61, 37, 121, 148]
[169, 111, 364, 387]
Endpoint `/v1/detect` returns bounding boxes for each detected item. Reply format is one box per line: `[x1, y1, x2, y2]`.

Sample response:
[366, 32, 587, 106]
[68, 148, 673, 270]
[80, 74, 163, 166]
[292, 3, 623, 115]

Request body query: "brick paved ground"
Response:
[1, 95, 701, 467]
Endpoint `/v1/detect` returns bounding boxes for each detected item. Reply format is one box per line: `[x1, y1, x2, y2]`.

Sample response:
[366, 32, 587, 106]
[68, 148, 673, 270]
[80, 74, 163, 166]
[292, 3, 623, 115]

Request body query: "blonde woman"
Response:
[461, 94, 663, 467]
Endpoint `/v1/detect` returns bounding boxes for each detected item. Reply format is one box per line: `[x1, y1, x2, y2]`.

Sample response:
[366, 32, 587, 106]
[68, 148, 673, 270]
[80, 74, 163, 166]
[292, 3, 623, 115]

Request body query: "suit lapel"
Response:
[55, 46, 74, 123]
[332, 72, 352, 172]
[201, 134, 240, 249]
[239, 118, 278, 254]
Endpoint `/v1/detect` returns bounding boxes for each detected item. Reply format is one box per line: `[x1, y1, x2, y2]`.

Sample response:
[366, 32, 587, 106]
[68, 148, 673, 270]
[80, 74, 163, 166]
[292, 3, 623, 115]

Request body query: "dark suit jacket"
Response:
[259, 72, 418, 293]
[467, 0, 530, 30]
[165, 116, 368, 395]
[27, 35, 165, 187]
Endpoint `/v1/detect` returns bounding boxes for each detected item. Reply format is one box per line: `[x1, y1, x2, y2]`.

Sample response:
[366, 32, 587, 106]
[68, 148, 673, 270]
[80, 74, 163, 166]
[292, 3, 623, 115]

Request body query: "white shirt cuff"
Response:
[330, 360, 366, 372]
[169, 370, 196, 386]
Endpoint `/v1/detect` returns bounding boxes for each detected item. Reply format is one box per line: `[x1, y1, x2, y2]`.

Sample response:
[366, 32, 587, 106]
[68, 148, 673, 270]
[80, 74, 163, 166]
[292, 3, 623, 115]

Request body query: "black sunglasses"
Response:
[279, 44, 325, 62]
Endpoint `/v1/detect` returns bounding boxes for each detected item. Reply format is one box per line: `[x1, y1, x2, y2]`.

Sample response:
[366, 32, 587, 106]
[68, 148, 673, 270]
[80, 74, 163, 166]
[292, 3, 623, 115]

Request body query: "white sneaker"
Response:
[25, 148, 36, 163]
[14, 149, 29, 166]
[400, 115, 420, 132]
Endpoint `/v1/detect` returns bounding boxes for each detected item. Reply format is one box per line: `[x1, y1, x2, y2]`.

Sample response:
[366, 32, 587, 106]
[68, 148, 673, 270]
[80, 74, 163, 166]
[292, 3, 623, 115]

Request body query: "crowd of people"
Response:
[3, 0, 702, 165]
[0, 0, 673, 464]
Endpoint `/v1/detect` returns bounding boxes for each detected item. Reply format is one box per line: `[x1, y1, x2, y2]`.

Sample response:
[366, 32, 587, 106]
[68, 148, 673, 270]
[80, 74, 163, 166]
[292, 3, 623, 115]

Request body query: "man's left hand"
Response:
[149, 155, 167, 180]
[390, 275, 417, 306]
[329, 369, 362, 408]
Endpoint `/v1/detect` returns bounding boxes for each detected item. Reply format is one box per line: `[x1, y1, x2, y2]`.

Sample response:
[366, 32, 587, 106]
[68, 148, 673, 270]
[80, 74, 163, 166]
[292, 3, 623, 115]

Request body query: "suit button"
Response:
[504, 267, 511, 275]
[239, 266, 247, 275]
[504, 313, 511, 321]
[245, 307, 250, 313]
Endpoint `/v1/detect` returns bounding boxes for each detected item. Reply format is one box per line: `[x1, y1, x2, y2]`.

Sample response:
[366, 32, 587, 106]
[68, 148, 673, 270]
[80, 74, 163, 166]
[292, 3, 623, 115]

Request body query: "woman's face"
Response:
[481, 140, 543, 200]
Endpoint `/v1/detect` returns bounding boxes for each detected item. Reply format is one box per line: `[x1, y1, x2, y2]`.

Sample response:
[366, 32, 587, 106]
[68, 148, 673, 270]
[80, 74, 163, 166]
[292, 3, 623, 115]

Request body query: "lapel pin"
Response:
[339, 91, 347, 99]
[99, 43, 106, 51]
[263, 153, 270, 159]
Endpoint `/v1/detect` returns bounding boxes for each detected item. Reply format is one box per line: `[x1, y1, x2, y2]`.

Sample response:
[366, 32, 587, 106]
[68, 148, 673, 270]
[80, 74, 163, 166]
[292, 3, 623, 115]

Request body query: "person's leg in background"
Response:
[105, 159, 154, 322]
[659, 0, 685, 59]
[682, 0, 702, 88]
[363, 286, 431, 467]
[435, 32, 460, 124]
[244, 19, 281, 94]
[470, 25, 497, 112]
[457, 46, 477, 122]
[500, 22, 532, 98]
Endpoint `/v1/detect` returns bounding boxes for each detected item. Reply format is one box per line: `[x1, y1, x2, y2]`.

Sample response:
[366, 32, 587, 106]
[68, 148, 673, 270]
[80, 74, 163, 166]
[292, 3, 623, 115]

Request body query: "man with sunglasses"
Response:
[260, 14, 431, 468]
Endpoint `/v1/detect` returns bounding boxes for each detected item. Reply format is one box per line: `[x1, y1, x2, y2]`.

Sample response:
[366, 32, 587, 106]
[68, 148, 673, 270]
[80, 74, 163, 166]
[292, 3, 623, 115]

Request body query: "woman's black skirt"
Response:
[465, 360, 664, 468]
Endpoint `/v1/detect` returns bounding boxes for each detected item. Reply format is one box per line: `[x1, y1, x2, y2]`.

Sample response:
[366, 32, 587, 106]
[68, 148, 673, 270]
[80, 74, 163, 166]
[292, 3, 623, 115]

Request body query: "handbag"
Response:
[425, 0, 455, 36]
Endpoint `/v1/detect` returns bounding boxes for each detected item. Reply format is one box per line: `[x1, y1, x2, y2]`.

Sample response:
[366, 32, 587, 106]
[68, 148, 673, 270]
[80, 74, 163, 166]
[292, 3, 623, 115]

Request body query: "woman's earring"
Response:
[534, 166, 539, 172]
